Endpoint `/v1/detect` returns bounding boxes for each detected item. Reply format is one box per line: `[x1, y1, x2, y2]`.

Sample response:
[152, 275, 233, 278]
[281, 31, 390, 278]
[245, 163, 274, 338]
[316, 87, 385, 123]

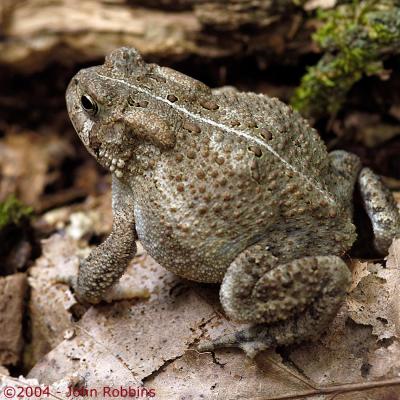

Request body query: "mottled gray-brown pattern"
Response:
[65, 47, 400, 357]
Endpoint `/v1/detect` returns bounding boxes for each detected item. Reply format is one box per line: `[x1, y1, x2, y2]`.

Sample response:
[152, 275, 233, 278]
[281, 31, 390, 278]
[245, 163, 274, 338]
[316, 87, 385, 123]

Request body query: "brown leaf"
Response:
[23, 237, 400, 399]
[26, 235, 81, 367]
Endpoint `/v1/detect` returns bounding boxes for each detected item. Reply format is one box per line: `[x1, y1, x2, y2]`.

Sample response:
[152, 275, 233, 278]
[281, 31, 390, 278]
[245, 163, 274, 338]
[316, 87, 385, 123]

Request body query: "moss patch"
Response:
[0, 195, 33, 230]
[292, 0, 400, 118]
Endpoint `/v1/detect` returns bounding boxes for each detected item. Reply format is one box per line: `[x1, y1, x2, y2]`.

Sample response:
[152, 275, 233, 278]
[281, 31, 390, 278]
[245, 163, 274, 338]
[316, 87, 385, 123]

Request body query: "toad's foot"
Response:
[102, 279, 150, 303]
[198, 245, 351, 358]
[54, 262, 149, 304]
[53, 268, 91, 306]
[359, 167, 400, 254]
[198, 325, 275, 358]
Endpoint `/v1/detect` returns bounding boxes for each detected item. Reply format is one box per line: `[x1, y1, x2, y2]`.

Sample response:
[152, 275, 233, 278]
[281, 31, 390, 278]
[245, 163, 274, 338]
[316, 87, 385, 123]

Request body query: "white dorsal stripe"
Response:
[96, 73, 334, 204]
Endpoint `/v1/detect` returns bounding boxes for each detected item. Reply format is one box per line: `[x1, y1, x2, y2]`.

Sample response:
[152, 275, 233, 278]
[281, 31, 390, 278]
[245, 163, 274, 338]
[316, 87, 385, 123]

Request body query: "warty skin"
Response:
[65, 48, 400, 357]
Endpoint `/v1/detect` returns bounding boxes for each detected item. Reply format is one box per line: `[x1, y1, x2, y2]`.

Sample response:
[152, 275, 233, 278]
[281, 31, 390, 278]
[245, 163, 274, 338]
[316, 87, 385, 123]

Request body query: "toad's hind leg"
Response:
[359, 167, 400, 254]
[198, 245, 351, 358]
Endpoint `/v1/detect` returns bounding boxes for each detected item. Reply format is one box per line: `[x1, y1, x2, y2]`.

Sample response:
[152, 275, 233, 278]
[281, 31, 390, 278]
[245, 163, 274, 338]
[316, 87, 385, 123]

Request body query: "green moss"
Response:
[292, 0, 400, 118]
[292, 0, 308, 6]
[0, 195, 33, 230]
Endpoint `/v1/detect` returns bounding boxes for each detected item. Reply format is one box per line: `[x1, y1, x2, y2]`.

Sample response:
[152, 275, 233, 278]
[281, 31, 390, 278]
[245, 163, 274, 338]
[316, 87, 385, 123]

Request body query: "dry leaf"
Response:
[26, 235, 82, 367]
[22, 237, 400, 399]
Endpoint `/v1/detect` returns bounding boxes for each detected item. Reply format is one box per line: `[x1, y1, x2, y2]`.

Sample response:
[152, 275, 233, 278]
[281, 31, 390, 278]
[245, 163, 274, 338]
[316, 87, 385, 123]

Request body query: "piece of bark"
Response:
[0, 0, 316, 73]
[194, 0, 298, 30]
[127, 0, 211, 10]
[0, 273, 27, 366]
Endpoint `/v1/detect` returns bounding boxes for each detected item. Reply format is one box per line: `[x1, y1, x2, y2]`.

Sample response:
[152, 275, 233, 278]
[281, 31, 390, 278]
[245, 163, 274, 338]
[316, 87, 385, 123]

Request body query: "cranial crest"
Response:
[104, 47, 144, 77]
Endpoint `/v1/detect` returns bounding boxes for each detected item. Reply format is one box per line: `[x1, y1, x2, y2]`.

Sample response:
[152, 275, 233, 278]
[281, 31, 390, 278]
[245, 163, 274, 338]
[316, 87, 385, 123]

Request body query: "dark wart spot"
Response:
[187, 150, 196, 159]
[196, 171, 206, 180]
[219, 177, 227, 186]
[223, 194, 232, 201]
[215, 156, 225, 165]
[198, 207, 207, 215]
[200, 99, 219, 111]
[248, 146, 262, 157]
[259, 129, 272, 140]
[167, 94, 178, 102]
[175, 154, 184, 162]
[183, 121, 201, 134]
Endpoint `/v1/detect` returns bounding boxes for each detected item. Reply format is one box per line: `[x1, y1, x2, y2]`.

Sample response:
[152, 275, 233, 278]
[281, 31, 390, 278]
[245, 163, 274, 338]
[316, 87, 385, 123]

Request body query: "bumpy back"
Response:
[213, 89, 335, 198]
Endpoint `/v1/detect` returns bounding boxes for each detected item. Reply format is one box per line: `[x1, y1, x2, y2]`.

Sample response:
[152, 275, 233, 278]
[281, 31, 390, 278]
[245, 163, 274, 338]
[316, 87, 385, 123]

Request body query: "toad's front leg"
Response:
[198, 244, 351, 358]
[76, 176, 137, 304]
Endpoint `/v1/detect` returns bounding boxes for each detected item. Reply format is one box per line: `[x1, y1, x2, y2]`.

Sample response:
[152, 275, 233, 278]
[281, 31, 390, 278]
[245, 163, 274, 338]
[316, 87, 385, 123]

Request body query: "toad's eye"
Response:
[81, 94, 98, 116]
